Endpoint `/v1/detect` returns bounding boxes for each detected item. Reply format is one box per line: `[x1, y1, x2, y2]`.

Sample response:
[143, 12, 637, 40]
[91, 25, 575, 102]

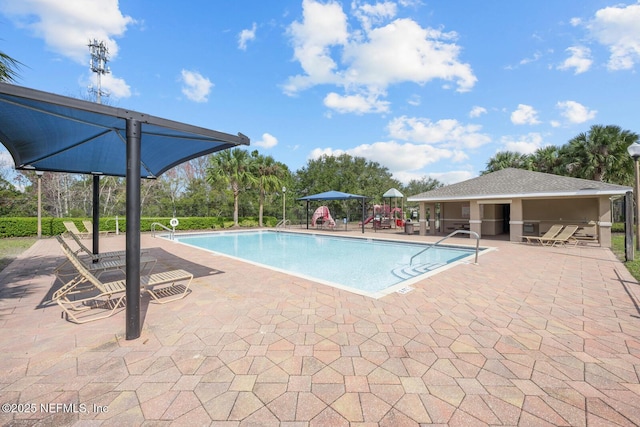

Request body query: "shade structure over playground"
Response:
[297, 190, 368, 233]
[383, 188, 405, 226]
[0, 82, 249, 340]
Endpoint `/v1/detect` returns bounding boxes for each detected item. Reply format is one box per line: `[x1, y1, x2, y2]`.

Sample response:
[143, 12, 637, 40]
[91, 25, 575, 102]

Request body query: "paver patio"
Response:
[1, 229, 639, 426]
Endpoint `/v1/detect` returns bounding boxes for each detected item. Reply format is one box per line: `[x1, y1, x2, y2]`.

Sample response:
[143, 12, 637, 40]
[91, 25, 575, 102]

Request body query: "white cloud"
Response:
[558, 46, 592, 74]
[0, 0, 135, 63]
[556, 100, 597, 124]
[309, 140, 455, 179]
[500, 133, 545, 154]
[469, 106, 487, 118]
[387, 116, 491, 149]
[352, 0, 397, 32]
[100, 73, 131, 98]
[585, 2, 640, 70]
[180, 70, 213, 103]
[238, 22, 257, 50]
[510, 104, 540, 125]
[284, 0, 476, 113]
[254, 133, 278, 149]
[407, 94, 421, 106]
[305, 114, 490, 184]
[323, 92, 389, 114]
[284, 0, 348, 94]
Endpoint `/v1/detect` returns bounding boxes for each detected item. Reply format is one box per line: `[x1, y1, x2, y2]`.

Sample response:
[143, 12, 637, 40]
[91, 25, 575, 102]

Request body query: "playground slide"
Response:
[361, 215, 374, 225]
[311, 206, 336, 227]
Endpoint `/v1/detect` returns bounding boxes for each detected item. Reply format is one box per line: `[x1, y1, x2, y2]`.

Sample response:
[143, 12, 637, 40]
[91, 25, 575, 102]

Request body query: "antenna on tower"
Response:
[88, 39, 110, 104]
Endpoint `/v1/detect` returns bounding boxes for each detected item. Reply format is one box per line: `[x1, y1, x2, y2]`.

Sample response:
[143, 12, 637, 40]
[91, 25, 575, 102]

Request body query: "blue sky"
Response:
[1, 0, 639, 185]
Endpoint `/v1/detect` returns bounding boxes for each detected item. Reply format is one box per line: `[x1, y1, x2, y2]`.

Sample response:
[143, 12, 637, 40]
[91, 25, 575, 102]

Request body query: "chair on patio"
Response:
[540, 224, 580, 247]
[66, 230, 148, 263]
[53, 236, 194, 323]
[55, 235, 156, 280]
[523, 224, 563, 245]
[63, 221, 90, 239]
[82, 220, 113, 237]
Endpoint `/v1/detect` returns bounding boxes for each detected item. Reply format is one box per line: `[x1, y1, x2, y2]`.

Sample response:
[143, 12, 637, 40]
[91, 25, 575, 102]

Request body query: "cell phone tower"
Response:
[88, 39, 110, 104]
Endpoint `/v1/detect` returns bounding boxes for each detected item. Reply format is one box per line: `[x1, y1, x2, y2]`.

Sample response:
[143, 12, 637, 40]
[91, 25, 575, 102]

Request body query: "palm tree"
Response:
[531, 145, 560, 174]
[565, 124, 638, 184]
[0, 50, 22, 83]
[207, 148, 257, 226]
[252, 151, 288, 227]
[482, 151, 532, 174]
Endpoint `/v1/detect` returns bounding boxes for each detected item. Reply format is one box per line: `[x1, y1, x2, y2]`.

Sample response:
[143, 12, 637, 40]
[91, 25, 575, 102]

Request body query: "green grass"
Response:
[611, 233, 640, 281]
[0, 237, 37, 272]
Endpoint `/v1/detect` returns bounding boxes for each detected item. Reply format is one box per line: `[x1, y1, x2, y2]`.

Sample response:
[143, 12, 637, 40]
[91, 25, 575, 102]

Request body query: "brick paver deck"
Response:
[1, 229, 639, 426]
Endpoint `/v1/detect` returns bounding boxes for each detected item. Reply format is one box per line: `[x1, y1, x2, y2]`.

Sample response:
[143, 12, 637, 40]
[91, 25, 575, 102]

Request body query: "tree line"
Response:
[0, 150, 444, 224]
[483, 125, 638, 184]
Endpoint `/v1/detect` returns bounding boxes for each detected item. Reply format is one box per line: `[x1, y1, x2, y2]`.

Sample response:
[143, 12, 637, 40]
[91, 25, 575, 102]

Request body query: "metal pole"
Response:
[635, 158, 640, 250]
[282, 187, 286, 225]
[36, 171, 43, 239]
[92, 175, 100, 257]
[625, 191, 634, 261]
[125, 118, 142, 340]
[361, 198, 365, 233]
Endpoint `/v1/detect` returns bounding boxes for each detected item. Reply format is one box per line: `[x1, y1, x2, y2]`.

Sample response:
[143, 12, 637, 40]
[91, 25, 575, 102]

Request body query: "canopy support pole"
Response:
[125, 118, 142, 340]
[92, 175, 100, 257]
[362, 198, 365, 234]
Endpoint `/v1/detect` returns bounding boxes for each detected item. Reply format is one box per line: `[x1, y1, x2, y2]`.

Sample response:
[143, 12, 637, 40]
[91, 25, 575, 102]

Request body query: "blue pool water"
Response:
[171, 230, 480, 297]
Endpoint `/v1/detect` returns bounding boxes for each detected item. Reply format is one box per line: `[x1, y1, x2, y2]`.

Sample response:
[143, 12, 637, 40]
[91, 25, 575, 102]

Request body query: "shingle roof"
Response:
[407, 168, 632, 202]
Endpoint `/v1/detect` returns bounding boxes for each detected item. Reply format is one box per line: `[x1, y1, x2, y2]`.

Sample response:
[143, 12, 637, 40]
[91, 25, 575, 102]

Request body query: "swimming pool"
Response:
[169, 230, 484, 298]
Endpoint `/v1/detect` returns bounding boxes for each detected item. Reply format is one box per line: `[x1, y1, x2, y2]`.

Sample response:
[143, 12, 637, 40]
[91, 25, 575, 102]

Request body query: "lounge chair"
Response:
[63, 221, 90, 239]
[65, 230, 148, 262]
[53, 237, 193, 323]
[83, 220, 113, 237]
[55, 235, 156, 280]
[523, 224, 563, 245]
[540, 225, 580, 247]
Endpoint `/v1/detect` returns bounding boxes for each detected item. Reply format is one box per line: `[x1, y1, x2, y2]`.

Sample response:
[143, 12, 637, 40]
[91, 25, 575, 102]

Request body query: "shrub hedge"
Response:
[0, 216, 278, 238]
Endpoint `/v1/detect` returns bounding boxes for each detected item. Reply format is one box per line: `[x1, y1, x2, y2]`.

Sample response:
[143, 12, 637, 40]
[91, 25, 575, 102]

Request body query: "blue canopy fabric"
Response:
[0, 82, 249, 340]
[0, 83, 249, 178]
[297, 190, 367, 201]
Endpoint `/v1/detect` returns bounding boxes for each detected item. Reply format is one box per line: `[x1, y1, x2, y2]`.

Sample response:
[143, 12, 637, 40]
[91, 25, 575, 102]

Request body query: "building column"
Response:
[598, 195, 612, 247]
[509, 199, 523, 242]
[426, 203, 436, 235]
[469, 200, 481, 238]
[419, 202, 427, 236]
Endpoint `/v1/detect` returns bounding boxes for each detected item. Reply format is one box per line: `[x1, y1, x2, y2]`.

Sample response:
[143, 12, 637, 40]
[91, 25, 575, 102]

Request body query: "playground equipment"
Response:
[360, 204, 404, 229]
[311, 206, 336, 228]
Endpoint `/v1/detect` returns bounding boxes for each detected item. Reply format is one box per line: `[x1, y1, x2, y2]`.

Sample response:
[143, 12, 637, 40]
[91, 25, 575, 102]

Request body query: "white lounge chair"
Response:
[540, 225, 580, 247]
[524, 224, 563, 245]
[63, 221, 90, 239]
[55, 235, 156, 280]
[82, 220, 113, 237]
[53, 236, 193, 323]
[65, 230, 148, 262]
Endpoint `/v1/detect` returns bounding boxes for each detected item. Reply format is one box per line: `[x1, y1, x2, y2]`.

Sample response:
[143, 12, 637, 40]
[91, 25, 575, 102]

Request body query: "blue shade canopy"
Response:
[297, 190, 367, 201]
[0, 83, 249, 178]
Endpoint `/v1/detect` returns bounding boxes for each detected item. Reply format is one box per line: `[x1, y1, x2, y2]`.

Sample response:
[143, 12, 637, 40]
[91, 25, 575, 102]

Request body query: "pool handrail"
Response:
[151, 222, 174, 239]
[410, 229, 480, 266]
[276, 219, 291, 230]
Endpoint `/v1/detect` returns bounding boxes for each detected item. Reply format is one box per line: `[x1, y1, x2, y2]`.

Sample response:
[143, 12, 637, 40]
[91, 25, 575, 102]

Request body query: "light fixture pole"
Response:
[282, 187, 286, 225]
[36, 171, 43, 239]
[627, 142, 640, 250]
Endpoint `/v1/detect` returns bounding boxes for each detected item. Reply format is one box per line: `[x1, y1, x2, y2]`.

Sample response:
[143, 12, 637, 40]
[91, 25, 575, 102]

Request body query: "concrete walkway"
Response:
[1, 230, 639, 426]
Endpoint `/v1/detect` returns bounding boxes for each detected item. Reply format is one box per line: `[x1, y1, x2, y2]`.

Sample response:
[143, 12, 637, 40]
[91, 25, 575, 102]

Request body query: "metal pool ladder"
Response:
[275, 219, 291, 230]
[151, 222, 175, 239]
[410, 229, 480, 266]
